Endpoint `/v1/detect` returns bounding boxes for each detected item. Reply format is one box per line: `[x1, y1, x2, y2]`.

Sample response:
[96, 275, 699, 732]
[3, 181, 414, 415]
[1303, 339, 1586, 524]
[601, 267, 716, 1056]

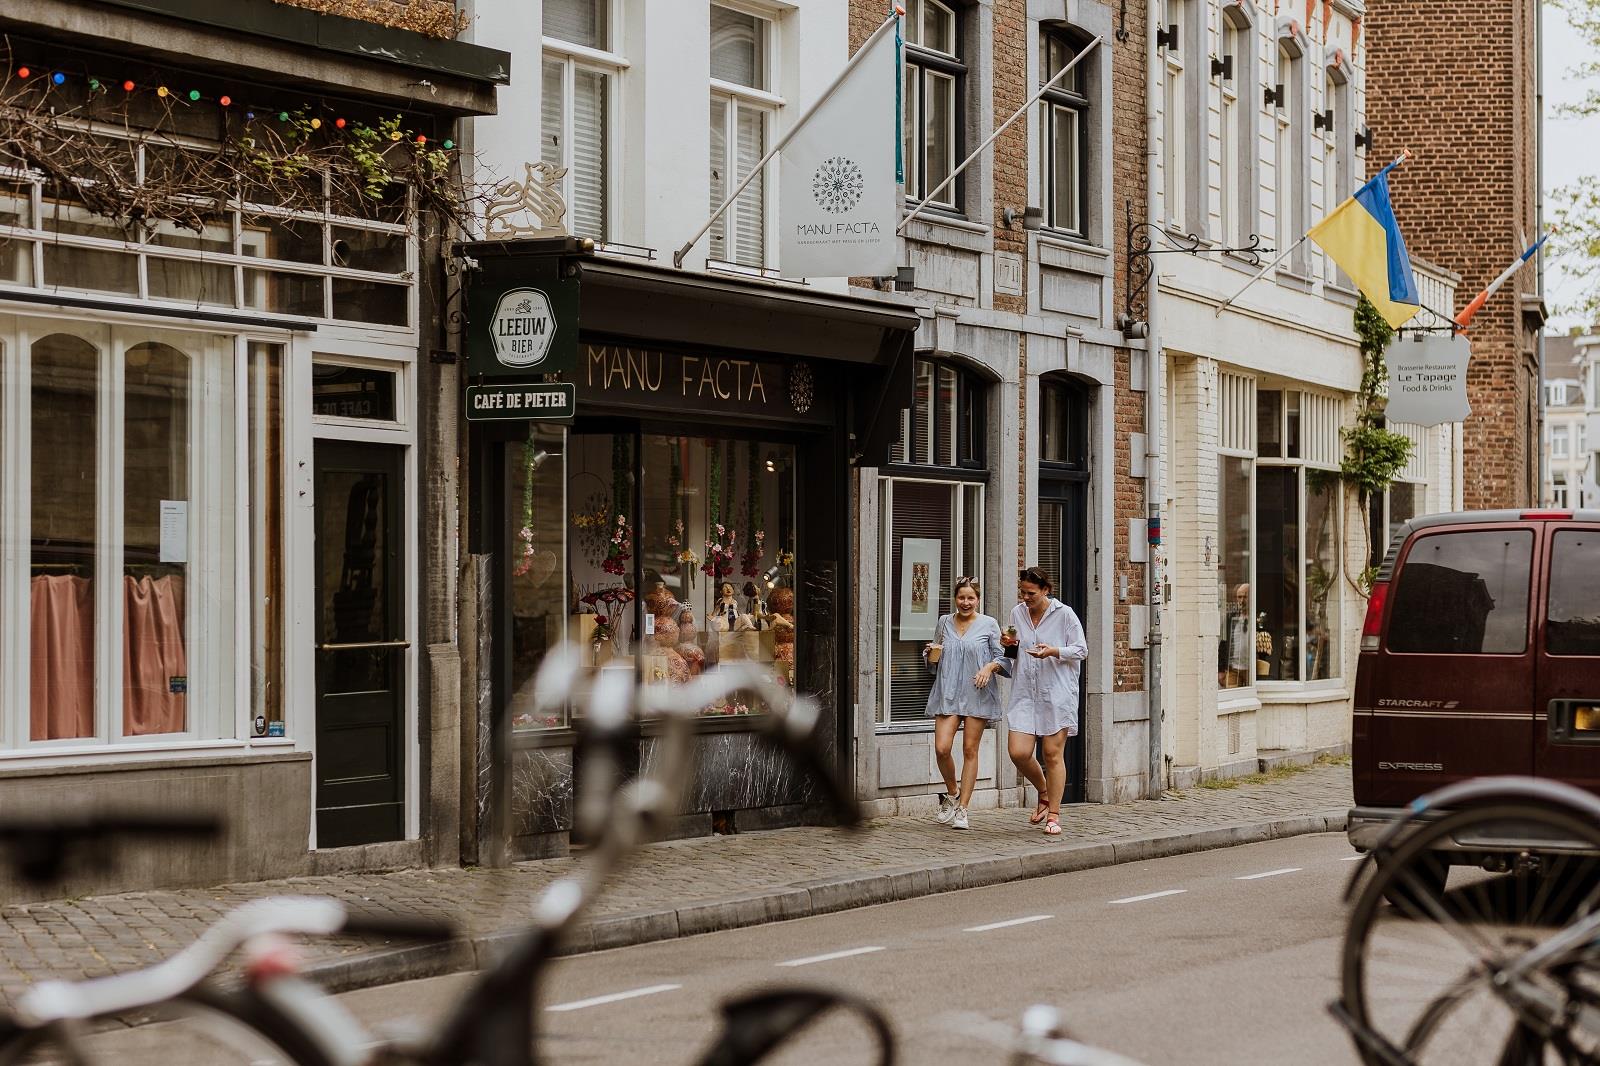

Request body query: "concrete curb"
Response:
[302, 807, 1349, 997]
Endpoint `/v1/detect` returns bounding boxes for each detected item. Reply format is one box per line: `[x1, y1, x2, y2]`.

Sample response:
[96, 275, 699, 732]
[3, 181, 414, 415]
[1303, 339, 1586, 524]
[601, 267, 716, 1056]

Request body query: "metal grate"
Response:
[1219, 370, 1255, 454]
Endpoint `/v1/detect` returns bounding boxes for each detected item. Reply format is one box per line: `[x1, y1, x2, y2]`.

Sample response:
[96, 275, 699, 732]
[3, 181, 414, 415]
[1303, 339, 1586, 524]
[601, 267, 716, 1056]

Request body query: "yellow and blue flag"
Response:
[1308, 157, 1420, 328]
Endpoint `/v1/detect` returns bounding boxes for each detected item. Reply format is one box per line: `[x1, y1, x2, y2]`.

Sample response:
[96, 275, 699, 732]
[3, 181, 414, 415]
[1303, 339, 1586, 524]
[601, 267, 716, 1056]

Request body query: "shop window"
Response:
[1251, 387, 1341, 683]
[710, 5, 776, 268]
[519, 429, 798, 727]
[1388, 530, 1533, 655]
[0, 316, 283, 750]
[891, 357, 986, 469]
[1217, 454, 1253, 689]
[902, 0, 963, 211]
[1040, 30, 1089, 237]
[312, 362, 399, 422]
[877, 477, 984, 725]
[544, 0, 619, 242]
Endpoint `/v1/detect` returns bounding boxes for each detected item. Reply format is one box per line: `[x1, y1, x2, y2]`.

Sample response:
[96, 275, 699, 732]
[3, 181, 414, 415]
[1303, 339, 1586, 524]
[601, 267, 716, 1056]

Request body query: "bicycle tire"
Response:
[1341, 800, 1600, 1066]
[0, 985, 338, 1066]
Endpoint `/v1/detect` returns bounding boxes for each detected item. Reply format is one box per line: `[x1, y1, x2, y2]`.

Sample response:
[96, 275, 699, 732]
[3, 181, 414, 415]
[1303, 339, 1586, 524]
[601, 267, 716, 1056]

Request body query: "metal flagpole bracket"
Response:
[1123, 202, 1270, 330]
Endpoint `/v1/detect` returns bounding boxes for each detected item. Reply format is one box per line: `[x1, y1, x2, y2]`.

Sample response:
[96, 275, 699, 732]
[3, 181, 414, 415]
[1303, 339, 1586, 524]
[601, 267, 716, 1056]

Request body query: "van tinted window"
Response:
[1548, 530, 1600, 656]
[1387, 530, 1533, 654]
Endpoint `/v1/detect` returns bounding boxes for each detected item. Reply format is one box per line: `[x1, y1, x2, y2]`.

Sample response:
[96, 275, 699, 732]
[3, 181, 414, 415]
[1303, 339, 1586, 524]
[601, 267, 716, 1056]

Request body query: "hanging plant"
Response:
[511, 437, 539, 577]
[602, 436, 631, 576]
[742, 441, 765, 576]
[1341, 295, 1416, 596]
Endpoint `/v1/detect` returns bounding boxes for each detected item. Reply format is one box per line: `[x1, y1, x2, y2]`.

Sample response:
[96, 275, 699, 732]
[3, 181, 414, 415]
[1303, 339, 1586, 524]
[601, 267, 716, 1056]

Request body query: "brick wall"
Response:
[272, 0, 465, 38]
[1112, 5, 1148, 692]
[1363, 0, 1541, 509]
[992, 0, 1028, 320]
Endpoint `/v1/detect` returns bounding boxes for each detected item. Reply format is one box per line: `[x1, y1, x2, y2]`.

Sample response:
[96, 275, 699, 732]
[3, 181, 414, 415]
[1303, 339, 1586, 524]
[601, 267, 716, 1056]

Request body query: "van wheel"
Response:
[1376, 853, 1449, 913]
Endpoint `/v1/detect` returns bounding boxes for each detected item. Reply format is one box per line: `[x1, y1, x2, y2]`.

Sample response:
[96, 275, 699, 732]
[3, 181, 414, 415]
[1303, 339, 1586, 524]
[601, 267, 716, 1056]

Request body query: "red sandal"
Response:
[1029, 799, 1050, 825]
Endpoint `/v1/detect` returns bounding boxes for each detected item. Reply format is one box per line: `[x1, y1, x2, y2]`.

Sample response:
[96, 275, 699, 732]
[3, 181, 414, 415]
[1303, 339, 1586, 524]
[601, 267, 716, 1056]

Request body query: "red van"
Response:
[1349, 510, 1600, 859]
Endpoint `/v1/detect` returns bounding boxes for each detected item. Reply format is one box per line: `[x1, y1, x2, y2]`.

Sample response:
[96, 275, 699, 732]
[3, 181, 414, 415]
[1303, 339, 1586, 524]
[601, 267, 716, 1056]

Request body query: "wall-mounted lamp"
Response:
[1155, 23, 1178, 50]
[1264, 83, 1284, 108]
[1116, 314, 1149, 339]
[1210, 54, 1233, 80]
[1004, 206, 1044, 231]
[1313, 109, 1334, 133]
[1354, 126, 1373, 153]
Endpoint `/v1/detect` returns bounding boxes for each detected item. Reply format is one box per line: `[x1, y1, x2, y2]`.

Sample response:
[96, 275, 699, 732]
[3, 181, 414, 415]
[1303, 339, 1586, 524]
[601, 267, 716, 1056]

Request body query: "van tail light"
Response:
[1361, 581, 1389, 652]
[1521, 510, 1573, 520]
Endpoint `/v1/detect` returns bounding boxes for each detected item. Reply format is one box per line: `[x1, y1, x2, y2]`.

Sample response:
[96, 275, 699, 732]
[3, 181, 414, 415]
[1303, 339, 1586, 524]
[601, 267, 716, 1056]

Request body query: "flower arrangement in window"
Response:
[601, 513, 632, 575]
[512, 438, 540, 577]
[702, 522, 738, 580]
[777, 548, 795, 568]
[741, 530, 765, 578]
[600, 435, 632, 576]
[666, 518, 700, 569]
[702, 697, 752, 716]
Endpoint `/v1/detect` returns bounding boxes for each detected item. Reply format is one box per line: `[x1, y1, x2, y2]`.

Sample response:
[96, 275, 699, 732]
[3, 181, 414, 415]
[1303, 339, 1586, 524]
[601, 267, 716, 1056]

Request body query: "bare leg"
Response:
[957, 716, 986, 807]
[933, 714, 960, 796]
[1007, 729, 1047, 795]
[1040, 730, 1068, 818]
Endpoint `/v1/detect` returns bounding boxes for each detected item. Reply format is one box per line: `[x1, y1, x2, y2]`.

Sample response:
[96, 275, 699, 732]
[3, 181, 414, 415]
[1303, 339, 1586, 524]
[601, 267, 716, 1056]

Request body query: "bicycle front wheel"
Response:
[0, 986, 337, 1066]
[1341, 801, 1600, 1066]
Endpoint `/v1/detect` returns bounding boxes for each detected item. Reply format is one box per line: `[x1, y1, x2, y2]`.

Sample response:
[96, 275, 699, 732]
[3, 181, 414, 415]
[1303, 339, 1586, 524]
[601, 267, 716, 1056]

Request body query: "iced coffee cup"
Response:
[926, 643, 943, 664]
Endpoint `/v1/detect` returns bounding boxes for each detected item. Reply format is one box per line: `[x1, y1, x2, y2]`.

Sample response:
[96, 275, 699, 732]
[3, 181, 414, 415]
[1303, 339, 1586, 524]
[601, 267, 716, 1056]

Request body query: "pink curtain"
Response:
[29, 574, 95, 741]
[122, 574, 187, 736]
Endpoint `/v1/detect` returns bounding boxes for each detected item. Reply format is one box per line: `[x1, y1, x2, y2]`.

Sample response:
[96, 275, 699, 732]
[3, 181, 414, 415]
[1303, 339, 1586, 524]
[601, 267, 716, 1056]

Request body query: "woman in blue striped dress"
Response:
[924, 577, 1008, 830]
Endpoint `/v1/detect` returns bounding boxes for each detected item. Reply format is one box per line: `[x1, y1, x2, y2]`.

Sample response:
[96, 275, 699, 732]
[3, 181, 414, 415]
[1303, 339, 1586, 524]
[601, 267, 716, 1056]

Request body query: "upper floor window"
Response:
[1548, 382, 1569, 407]
[1160, 0, 1187, 228]
[1040, 376, 1088, 470]
[1323, 55, 1354, 288]
[709, 4, 776, 267]
[1040, 31, 1089, 237]
[902, 0, 962, 210]
[1219, 18, 1243, 245]
[1274, 42, 1297, 253]
[543, 0, 621, 242]
[1553, 425, 1570, 459]
[891, 356, 986, 469]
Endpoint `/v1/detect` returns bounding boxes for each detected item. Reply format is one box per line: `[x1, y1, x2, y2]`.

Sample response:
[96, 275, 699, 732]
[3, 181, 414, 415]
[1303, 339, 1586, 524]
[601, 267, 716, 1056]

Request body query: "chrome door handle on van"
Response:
[1547, 700, 1600, 744]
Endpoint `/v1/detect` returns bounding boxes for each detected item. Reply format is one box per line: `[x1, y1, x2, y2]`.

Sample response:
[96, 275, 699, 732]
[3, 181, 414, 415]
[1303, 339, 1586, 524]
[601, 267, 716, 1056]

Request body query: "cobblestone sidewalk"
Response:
[0, 763, 1351, 1009]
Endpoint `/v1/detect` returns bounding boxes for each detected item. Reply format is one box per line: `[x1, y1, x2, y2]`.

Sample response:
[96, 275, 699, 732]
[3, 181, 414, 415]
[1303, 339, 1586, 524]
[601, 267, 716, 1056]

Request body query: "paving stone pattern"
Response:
[0, 765, 1350, 1010]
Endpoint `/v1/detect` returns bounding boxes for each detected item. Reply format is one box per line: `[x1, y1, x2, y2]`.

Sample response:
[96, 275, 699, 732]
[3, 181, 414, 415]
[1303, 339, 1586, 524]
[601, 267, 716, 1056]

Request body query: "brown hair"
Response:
[953, 576, 981, 596]
[1018, 566, 1053, 592]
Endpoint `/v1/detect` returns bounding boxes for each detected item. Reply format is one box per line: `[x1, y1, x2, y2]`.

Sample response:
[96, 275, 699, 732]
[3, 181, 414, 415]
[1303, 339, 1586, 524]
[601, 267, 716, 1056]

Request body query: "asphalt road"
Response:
[325, 831, 1366, 1066]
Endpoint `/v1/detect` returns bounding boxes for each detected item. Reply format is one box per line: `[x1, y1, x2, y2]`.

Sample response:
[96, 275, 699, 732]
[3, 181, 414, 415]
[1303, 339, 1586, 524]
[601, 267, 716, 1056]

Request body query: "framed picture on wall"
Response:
[898, 537, 942, 641]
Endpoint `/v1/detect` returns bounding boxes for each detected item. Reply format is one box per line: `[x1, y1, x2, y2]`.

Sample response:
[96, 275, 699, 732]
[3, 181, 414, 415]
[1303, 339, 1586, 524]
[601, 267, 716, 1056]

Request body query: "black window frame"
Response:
[886, 355, 988, 474]
[903, 0, 968, 217]
[1039, 374, 1090, 477]
[1039, 27, 1091, 240]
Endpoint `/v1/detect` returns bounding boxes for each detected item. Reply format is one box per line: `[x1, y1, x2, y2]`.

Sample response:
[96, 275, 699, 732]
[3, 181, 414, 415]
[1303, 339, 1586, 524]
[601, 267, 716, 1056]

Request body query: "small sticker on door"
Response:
[267, 721, 286, 737]
[169, 675, 188, 694]
[644, 614, 656, 635]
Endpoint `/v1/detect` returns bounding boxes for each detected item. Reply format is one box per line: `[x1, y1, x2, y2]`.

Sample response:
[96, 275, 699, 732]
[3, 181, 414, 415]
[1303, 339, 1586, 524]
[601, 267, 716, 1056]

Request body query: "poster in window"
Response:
[898, 537, 942, 641]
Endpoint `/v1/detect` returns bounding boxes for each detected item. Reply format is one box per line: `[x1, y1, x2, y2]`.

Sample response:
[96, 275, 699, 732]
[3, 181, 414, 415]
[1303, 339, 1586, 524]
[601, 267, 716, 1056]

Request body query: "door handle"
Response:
[317, 640, 411, 651]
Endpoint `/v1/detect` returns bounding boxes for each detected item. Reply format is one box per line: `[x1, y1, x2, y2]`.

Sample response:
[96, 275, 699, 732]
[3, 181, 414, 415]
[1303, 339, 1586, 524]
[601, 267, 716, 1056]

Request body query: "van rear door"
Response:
[1535, 522, 1600, 795]
[1363, 524, 1538, 805]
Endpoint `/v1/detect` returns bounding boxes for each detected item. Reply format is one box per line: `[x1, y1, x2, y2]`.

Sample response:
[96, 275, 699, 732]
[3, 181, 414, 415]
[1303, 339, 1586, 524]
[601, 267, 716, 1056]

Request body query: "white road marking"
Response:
[965, 914, 1054, 932]
[546, 984, 682, 1012]
[1236, 867, 1302, 880]
[776, 946, 885, 967]
[1109, 889, 1187, 905]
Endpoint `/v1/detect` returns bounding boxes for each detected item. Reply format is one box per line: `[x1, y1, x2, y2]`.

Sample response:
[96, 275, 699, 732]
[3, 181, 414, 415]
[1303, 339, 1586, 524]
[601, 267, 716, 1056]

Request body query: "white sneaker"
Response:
[951, 806, 970, 830]
[936, 793, 959, 824]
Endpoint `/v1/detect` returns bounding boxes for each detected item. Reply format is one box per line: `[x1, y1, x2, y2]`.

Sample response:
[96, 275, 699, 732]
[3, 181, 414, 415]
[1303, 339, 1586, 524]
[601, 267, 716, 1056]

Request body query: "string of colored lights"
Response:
[5, 61, 456, 151]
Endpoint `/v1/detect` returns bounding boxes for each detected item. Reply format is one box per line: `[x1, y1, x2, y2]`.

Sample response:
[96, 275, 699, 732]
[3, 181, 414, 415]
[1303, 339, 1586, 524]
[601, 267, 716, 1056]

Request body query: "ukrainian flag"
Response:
[1308, 158, 1420, 328]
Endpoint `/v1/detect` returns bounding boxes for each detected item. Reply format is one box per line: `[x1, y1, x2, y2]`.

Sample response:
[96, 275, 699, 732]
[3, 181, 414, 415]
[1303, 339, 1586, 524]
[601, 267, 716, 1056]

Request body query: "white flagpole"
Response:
[672, 9, 903, 268]
[1213, 236, 1308, 317]
[898, 36, 1103, 236]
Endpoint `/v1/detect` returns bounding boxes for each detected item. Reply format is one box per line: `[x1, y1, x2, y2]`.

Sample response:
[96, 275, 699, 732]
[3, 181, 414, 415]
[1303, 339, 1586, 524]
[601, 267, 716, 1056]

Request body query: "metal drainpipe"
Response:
[1143, 0, 1165, 797]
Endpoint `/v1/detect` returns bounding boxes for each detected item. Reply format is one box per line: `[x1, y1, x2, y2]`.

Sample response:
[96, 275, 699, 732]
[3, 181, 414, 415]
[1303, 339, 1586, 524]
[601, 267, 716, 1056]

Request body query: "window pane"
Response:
[1387, 531, 1533, 655]
[43, 245, 137, 295]
[1045, 35, 1078, 92]
[1548, 530, 1600, 656]
[912, 359, 933, 463]
[709, 96, 728, 258]
[123, 341, 189, 736]
[312, 363, 398, 421]
[1254, 466, 1299, 680]
[1387, 482, 1418, 553]
[144, 215, 232, 255]
[925, 72, 954, 206]
[572, 69, 609, 240]
[1039, 502, 1063, 603]
[331, 278, 408, 326]
[240, 217, 323, 265]
[542, 58, 565, 173]
[567, 433, 635, 684]
[30, 332, 99, 740]
[886, 480, 956, 722]
[902, 61, 919, 196]
[936, 365, 957, 466]
[148, 258, 235, 307]
[1304, 473, 1339, 680]
[544, 0, 606, 48]
[733, 105, 766, 267]
[249, 343, 285, 734]
[510, 427, 570, 730]
[0, 237, 33, 285]
[1218, 455, 1252, 689]
[711, 5, 766, 89]
[1042, 383, 1065, 463]
[1285, 391, 1302, 458]
[1051, 105, 1078, 231]
[243, 269, 324, 318]
[923, 0, 954, 55]
[331, 227, 407, 274]
[1257, 389, 1283, 458]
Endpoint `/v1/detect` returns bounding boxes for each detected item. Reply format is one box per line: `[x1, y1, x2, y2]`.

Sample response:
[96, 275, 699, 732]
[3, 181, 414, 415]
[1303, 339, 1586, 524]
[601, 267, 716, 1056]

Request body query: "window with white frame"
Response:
[1324, 57, 1353, 287]
[1219, 18, 1241, 247]
[1553, 475, 1570, 509]
[1273, 41, 1298, 257]
[543, 0, 622, 242]
[1040, 30, 1089, 236]
[1254, 387, 1342, 683]
[1161, 0, 1186, 228]
[1554, 424, 1571, 459]
[902, 0, 963, 211]
[878, 356, 988, 726]
[0, 314, 284, 750]
[0, 142, 414, 329]
[709, 3, 778, 268]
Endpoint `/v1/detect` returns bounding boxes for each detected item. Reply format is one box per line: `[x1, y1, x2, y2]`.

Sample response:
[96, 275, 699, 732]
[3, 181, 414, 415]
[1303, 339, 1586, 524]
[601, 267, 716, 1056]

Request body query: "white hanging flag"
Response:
[778, 23, 898, 279]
